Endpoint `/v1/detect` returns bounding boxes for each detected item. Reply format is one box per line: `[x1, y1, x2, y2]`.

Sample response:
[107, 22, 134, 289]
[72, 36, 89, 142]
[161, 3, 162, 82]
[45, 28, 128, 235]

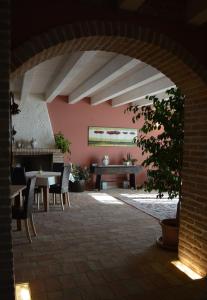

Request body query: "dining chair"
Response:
[11, 167, 27, 203]
[11, 166, 27, 185]
[49, 165, 71, 210]
[12, 176, 37, 243]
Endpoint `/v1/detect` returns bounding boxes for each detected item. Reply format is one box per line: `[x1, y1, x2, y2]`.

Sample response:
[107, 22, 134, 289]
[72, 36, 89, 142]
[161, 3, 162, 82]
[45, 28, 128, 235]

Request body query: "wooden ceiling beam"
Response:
[69, 55, 140, 104]
[91, 65, 164, 106]
[45, 51, 97, 102]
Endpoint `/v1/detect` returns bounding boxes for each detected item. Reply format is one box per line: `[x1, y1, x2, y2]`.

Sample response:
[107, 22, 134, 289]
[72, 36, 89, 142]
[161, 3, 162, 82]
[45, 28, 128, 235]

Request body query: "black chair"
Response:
[12, 176, 37, 243]
[11, 167, 27, 201]
[51, 162, 65, 206]
[49, 165, 71, 210]
[52, 162, 64, 172]
[11, 166, 27, 185]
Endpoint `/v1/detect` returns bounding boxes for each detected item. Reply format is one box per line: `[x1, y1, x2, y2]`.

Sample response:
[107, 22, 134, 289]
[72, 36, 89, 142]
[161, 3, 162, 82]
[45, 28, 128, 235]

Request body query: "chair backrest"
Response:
[11, 167, 27, 185]
[52, 162, 64, 172]
[23, 176, 36, 217]
[60, 164, 71, 193]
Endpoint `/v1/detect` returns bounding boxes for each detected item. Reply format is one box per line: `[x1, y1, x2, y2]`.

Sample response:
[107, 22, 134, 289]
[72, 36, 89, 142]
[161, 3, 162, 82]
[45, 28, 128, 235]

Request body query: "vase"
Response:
[31, 138, 37, 149]
[16, 141, 22, 149]
[102, 156, 109, 166]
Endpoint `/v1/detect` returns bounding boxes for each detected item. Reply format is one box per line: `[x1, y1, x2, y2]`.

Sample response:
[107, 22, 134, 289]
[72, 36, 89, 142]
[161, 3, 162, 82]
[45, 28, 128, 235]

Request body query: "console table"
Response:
[91, 165, 143, 190]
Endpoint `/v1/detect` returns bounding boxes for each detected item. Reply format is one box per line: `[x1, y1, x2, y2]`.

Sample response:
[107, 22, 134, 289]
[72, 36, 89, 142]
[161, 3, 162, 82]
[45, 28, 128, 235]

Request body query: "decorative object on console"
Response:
[88, 126, 137, 146]
[102, 155, 109, 166]
[123, 153, 137, 166]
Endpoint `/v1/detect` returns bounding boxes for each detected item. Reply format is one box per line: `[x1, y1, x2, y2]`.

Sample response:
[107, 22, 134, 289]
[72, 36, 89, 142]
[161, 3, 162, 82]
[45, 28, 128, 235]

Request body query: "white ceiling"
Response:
[10, 50, 175, 108]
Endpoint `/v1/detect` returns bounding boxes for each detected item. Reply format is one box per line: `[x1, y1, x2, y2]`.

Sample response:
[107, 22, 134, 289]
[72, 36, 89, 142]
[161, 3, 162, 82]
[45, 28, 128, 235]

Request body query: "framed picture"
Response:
[88, 126, 137, 146]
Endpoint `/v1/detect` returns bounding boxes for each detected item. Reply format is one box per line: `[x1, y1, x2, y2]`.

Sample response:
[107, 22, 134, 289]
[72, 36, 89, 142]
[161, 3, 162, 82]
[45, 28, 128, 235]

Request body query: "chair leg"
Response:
[37, 193, 40, 210]
[60, 194, 64, 211]
[17, 220, 22, 231]
[30, 214, 37, 236]
[40, 187, 44, 204]
[67, 192, 71, 207]
[24, 219, 32, 243]
[52, 193, 55, 205]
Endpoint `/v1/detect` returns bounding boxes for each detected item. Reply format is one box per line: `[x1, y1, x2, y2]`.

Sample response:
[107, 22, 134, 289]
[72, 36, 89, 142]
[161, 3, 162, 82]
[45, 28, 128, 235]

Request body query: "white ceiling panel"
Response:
[10, 50, 175, 108]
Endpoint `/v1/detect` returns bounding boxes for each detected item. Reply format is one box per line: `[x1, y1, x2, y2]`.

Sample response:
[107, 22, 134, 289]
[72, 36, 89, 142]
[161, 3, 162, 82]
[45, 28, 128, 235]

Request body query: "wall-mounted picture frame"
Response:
[88, 126, 137, 146]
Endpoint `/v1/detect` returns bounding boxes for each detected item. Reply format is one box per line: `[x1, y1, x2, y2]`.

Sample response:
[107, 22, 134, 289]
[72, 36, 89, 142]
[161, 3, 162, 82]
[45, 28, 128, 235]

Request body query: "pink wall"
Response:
[47, 96, 147, 185]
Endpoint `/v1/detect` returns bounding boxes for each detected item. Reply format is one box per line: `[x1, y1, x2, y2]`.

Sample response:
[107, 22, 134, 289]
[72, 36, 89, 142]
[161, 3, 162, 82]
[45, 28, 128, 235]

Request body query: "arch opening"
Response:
[11, 22, 207, 278]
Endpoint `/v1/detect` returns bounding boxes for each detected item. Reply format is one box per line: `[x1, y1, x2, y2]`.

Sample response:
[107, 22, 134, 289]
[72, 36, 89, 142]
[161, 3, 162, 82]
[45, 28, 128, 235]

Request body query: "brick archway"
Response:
[11, 21, 207, 276]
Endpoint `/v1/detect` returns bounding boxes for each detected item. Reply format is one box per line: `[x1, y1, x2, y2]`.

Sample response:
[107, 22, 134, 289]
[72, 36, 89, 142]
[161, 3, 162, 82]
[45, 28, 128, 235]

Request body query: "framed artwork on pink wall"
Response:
[88, 126, 137, 146]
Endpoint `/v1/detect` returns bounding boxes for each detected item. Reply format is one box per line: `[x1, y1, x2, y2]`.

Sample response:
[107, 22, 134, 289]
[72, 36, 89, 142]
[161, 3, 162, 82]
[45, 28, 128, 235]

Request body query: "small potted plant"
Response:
[123, 153, 137, 166]
[54, 132, 71, 154]
[70, 165, 90, 192]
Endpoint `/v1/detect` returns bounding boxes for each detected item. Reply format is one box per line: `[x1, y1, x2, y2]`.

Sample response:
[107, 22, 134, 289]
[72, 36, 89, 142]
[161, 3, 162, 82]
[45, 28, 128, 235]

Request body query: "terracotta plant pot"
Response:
[158, 218, 179, 250]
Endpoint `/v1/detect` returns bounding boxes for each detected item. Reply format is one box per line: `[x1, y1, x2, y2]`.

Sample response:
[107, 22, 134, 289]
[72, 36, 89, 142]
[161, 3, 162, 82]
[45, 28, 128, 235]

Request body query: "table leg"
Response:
[43, 186, 49, 211]
[63, 193, 67, 205]
[95, 174, 101, 190]
[17, 220, 22, 231]
[129, 173, 136, 189]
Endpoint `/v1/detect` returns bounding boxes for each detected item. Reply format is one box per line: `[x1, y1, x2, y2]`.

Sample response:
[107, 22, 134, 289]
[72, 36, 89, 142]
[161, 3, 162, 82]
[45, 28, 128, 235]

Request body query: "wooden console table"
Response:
[91, 165, 143, 190]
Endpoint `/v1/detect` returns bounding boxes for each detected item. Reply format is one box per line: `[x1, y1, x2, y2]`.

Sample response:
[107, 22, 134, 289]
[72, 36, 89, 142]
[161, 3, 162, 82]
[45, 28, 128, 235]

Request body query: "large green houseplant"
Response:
[127, 87, 185, 249]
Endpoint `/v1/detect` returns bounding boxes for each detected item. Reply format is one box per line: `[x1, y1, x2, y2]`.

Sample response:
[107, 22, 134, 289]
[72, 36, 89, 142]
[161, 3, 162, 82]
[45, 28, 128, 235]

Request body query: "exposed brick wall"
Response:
[0, 0, 15, 299]
[10, 21, 207, 277]
[180, 87, 207, 276]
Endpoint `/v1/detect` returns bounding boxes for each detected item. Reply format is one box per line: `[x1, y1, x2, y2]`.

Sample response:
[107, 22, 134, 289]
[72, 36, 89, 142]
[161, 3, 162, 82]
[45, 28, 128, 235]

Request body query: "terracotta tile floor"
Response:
[13, 190, 207, 300]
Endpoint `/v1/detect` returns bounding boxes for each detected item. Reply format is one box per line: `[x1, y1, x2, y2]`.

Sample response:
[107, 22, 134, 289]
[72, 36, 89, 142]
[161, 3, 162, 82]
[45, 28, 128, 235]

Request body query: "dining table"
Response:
[26, 171, 61, 212]
[10, 184, 27, 230]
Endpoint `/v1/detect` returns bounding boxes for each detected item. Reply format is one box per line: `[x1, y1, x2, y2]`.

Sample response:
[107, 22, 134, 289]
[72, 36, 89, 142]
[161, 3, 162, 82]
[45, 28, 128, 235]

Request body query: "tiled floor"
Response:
[13, 190, 207, 300]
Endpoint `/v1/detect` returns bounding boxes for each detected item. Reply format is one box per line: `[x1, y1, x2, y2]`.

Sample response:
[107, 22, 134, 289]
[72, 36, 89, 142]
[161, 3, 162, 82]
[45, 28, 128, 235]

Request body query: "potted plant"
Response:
[123, 153, 137, 166]
[70, 165, 90, 192]
[54, 132, 71, 154]
[126, 87, 185, 250]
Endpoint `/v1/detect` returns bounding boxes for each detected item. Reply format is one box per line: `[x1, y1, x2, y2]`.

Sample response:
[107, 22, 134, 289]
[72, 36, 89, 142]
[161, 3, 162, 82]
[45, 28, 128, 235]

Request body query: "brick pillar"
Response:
[179, 89, 207, 277]
[0, 0, 15, 299]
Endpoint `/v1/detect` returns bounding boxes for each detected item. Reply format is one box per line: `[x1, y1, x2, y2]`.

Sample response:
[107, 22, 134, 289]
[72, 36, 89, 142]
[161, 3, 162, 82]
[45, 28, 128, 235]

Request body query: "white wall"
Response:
[12, 94, 55, 148]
